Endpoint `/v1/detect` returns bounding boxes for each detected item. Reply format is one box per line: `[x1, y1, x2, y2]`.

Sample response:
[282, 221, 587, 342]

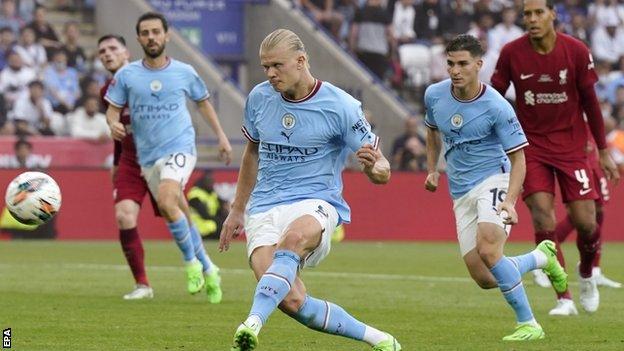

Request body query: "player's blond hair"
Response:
[259, 29, 309, 68]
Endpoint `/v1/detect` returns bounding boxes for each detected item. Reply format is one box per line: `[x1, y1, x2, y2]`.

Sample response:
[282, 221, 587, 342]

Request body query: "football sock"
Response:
[190, 225, 214, 273]
[490, 256, 535, 323]
[167, 216, 196, 262]
[291, 295, 386, 345]
[509, 249, 544, 275]
[248, 250, 299, 327]
[577, 230, 599, 278]
[119, 227, 149, 286]
[593, 211, 603, 267]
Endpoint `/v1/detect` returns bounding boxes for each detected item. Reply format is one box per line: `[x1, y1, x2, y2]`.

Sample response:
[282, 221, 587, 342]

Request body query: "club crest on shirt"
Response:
[451, 114, 463, 128]
[282, 113, 296, 129]
[150, 79, 163, 92]
[559, 69, 568, 85]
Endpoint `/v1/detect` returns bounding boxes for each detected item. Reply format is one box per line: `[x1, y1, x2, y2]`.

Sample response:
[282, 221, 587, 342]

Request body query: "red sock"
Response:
[576, 227, 599, 279]
[534, 230, 555, 245]
[120, 228, 149, 286]
[592, 211, 604, 268]
[536, 230, 571, 299]
[554, 215, 575, 243]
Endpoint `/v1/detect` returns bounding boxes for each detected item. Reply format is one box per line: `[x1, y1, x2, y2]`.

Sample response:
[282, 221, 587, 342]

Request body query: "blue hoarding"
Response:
[148, 0, 248, 60]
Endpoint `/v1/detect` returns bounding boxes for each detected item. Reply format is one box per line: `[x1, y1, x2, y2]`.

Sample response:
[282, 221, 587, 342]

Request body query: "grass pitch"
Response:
[0, 241, 623, 350]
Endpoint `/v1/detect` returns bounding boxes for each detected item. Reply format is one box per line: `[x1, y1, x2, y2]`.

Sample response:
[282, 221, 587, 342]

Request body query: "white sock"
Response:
[244, 314, 263, 334]
[185, 257, 199, 266]
[363, 326, 388, 345]
[519, 318, 539, 328]
[531, 249, 548, 268]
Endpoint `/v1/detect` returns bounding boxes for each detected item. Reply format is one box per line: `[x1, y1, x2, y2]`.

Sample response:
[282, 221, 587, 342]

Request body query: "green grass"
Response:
[1, 241, 623, 350]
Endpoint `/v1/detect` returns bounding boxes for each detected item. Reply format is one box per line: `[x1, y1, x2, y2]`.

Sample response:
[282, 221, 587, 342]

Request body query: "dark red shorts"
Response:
[590, 158, 610, 206]
[113, 158, 160, 216]
[523, 147, 599, 203]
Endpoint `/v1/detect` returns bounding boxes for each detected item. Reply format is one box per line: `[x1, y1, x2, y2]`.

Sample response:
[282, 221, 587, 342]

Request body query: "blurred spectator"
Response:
[43, 49, 80, 113]
[0, 93, 10, 134]
[350, 0, 394, 80]
[474, 0, 512, 15]
[590, 12, 624, 65]
[488, 7, 522, 53]
[605, 58, 624, 103]
[300, 0, 344, 41]
[10, 137, 36, 167]
[554, 0, 585, 33]
[13, 26, 46, 73]
[187, 171, 229, 240]
[335, 0, 358, 42]
[61, 21, 86, 71]
[414, 0, 444, 42]
[442, 0, 473, 39]
[17, 0, 41, 23]
[83, 54, 108, 87]
[588, 0, 624, 29]
[392, 0, 416, 45]
[0, 50, 36, 107]
[67, 96, 109, 141]
[391, 116, 427, 171]
[605, 115, 624, 172]
[0, 26, 15, 70]
[26, 5, 61, 59]
[467, 12, 495, 42]
[595, 59, 615, 102]
[0, 0, 24, 35]
[613, 85, 624, 114]
[568, 11, 589, 43]
[479, 35, 498, 86]
[10, 80, 60, 136]
[76, 77, 103, 112]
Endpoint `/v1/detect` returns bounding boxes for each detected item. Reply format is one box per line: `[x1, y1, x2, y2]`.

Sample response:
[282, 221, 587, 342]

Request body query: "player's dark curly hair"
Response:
[445, 34, 484, 58]
[135, 12, 168, 35]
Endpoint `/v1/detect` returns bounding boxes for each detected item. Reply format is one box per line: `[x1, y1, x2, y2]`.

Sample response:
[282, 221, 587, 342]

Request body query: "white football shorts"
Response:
[141, 153, 197, 198]
[245, 199, 339, 268]
[453, 173, 511, 257]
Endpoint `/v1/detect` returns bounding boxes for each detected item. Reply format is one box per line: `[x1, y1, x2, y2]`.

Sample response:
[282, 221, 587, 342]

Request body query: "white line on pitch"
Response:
[0, 262, 582, 285]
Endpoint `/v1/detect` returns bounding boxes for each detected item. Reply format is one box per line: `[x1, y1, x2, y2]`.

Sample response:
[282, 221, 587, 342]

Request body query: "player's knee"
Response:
[477, 247, 500, 268]
[278, 230, 306, 252]
[574, 220, 596, 236]
[157, 195, 179, 219]
[115, 209, 137, 228]
[279, 294, 305, 315]
[531, 211, 555, 231]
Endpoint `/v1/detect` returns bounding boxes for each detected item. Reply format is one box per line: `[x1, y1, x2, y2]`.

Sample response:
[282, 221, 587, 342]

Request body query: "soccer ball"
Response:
[4, 171, 61, 225]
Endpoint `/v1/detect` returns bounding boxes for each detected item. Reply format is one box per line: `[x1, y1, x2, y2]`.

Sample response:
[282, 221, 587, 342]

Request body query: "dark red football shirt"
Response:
[101, 79, 137, 165]
[491, 33, 603, 156]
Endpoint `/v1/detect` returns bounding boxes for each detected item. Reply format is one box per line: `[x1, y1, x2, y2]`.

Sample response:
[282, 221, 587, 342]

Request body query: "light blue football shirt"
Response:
[424, 79, 528, 199]
[105, 58, 209, 166]
[242, 80, 378, 223]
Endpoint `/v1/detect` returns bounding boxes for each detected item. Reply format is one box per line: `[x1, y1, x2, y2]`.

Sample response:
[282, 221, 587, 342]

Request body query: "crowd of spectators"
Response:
[0, 0, 107, 141]
[295, 0, 624, 172]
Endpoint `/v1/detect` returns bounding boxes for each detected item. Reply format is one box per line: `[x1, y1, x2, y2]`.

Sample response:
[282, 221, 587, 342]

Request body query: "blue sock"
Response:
[190, 225, 213, 272]
[490, 256, 534, 323]
[509, 252, 537, 275]
[292, 295, 366, 341]
[249, 250, 300, 324]
[167, 216, 195, 262]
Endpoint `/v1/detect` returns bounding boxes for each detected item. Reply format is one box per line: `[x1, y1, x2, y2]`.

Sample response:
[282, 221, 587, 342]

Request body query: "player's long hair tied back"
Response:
[260, 29, 310, 68]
